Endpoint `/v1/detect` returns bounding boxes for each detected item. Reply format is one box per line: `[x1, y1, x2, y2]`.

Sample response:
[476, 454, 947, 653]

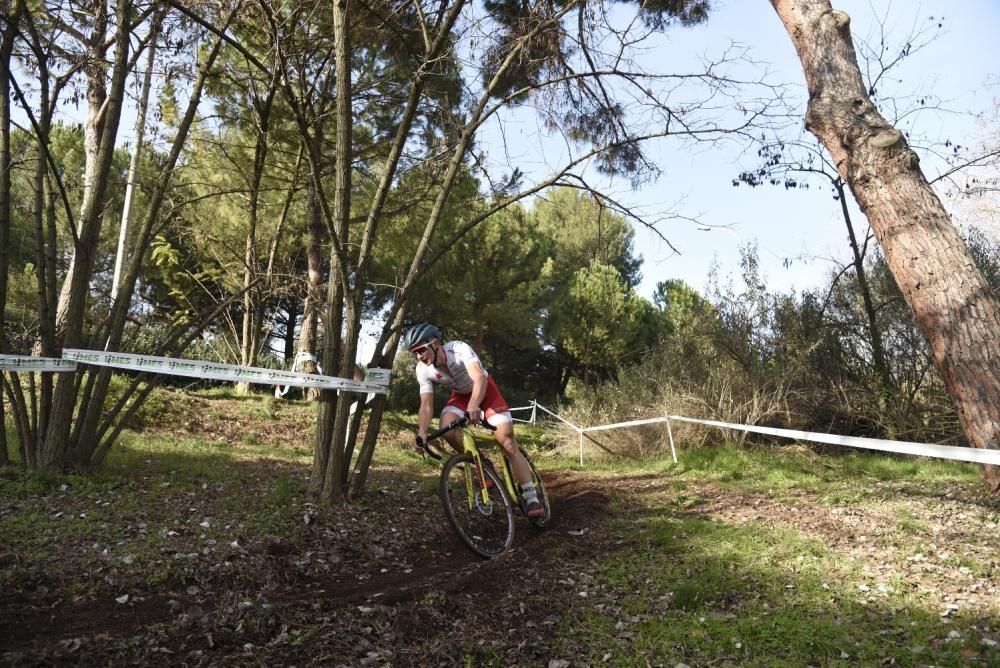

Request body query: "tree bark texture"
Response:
[316, 0, 354, 505]
[770, 0, 1000, 490]
[0, 0, 24, 467]
[0, 0, 20, 341]
[237, 69, 278, 394]
[53, 0, 111, 341]
[298, 146, 325, 403]
[41, 0, 131, 469]
[113, 12, 160, 303]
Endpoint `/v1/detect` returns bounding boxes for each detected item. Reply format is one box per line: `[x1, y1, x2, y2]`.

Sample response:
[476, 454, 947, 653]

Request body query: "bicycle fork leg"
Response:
[474, 456, 493, 504]
[464, 464, 476, 510]
[463, 458, 492, 510]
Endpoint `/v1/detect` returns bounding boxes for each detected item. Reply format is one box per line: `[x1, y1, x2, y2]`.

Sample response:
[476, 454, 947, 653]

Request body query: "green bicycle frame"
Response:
[459, 426, 518, 508]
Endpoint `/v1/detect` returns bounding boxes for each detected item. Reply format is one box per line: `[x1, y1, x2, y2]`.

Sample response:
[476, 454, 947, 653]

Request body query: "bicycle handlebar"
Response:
[418, 414, 496, 460]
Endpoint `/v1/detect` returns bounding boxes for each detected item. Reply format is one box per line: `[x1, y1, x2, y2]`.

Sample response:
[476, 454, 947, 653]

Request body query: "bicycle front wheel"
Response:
[439, 454, 514, 558]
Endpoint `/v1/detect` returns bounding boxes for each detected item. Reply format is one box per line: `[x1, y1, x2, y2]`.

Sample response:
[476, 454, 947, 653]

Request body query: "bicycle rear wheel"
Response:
[521, 449, 552, 528]
[439, 454, 514, 558]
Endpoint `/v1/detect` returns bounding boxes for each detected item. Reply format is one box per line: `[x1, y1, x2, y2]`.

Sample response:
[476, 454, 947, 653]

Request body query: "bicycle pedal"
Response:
[522, 497, 545, 519]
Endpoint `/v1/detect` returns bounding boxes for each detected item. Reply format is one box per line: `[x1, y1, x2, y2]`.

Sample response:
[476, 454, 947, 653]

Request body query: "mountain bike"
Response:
[419, 415, 551, 558]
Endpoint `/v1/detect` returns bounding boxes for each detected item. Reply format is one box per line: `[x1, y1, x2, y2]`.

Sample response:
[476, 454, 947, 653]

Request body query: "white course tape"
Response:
[666, 415, 1000, 466]
[362, 367, 391, 386]
[509, 404, 539, 424]
[532, 401, 1000, 467]
[533, 401, 584, 432]
[0, 355, 77, 372]
[62, 349, 389, 394]
[583, 416, 671, 433]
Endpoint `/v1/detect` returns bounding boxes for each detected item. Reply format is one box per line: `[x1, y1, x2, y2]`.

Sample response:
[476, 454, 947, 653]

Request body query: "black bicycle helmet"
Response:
[404, 323, 441, 351]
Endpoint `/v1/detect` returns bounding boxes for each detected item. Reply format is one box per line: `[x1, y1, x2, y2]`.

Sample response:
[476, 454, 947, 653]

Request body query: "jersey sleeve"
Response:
[415, 363, 434, 394]
[451, 341, 487, 375]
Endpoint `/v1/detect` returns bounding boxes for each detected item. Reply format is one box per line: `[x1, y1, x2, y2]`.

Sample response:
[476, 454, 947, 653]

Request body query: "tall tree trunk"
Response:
[770, 0, 1000, 490]
[87, 11, 235, 466]
[52, 0, 111, 342]
[328, 0, 572, 500]
[6, 9, 76, 467]
[317, 0, 354, 505]
[41, 0, 131, 470]
[237, 78, 277, 393]
[265, 5, 334, 406]
[112, 12, 160, 305]
[0, 0, 23, 467]
[24, 20, 58, 465]
[298, 166, 324, 399]
[0, 0, 21, 349]
[318, 0, 495, 501]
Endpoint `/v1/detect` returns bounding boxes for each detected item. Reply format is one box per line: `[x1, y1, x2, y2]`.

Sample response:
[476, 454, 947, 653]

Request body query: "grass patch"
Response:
[894, 506, 929, 534]
[666, 442, 980, 495]
[572, 516, 994, 666]
[557, 442, 997, 667]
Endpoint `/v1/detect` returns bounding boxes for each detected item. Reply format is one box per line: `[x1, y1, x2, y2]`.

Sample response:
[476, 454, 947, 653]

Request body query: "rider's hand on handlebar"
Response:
[466, 406, 482, 425]
[414, 434, 427, 454]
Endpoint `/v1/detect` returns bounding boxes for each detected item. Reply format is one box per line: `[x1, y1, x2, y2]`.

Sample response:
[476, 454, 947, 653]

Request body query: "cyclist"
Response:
[405, 323, 545, 518]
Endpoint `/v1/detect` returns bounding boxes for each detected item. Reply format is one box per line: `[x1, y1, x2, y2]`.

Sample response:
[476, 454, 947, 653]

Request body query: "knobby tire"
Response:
[439, 454, 514, 558]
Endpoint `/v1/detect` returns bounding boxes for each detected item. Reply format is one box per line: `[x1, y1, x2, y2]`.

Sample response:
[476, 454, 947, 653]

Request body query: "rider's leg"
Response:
[493, 421, 543, 516]
[493, 421, 532, 485]
[440, 407, 465, 453]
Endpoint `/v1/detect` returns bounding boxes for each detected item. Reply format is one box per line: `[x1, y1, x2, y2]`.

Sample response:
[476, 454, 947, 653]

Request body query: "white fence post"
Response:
[578, 429, 584, 466]
[666, 416, 677, 464]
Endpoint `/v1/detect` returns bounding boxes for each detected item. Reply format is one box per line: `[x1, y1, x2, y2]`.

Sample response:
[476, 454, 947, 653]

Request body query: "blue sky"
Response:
[479, 0, 1000, 301]
[361, 0, 1000, 362]
[618, 0, 1000, 299]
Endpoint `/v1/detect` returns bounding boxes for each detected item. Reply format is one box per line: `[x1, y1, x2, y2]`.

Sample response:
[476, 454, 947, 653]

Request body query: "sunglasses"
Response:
[411, 343, 432, 355]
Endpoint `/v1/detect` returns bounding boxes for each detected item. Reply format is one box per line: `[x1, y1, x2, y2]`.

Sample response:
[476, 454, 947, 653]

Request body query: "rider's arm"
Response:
[417, 391, 434, 442]
[465, 360, 488, 424]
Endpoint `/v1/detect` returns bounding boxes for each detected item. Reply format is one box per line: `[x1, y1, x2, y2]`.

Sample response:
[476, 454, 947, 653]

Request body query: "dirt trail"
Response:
[1, 469, 615, 666]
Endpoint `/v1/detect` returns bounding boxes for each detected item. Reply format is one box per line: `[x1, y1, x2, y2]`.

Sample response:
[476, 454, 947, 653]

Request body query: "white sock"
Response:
[521, 483, 537, 502]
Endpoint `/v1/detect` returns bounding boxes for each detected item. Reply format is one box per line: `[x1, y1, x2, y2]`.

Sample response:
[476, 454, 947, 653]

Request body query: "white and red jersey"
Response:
[415, 341, 487, 394]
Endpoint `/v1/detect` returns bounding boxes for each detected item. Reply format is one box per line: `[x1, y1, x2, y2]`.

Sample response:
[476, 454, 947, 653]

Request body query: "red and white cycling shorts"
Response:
[442, 375, 512, 425]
